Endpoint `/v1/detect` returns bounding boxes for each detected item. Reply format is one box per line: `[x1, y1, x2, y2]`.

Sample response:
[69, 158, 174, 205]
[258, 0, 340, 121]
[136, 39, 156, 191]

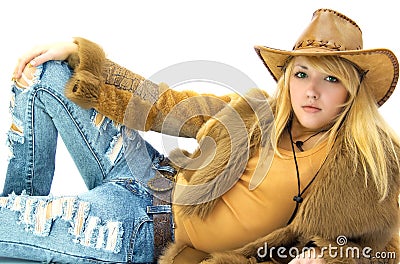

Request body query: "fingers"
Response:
[13, 46, 49, 80]
[12, 41, 78, 80]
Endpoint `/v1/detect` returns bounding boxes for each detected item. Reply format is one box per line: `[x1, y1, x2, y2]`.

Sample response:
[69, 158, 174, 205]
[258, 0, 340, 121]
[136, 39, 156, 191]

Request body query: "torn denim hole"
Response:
[7, 123, 25, 162]
[9, 85, 24, 135]
[13, 65, 40, 90]
[106, 133, 123, 165]
[60, 197, 78, 221]
[9, 89, 15, 114]
[75, 216, 124, 254]
[7, 90, 25, 162]
[90, 111, 107, 130]
[78, 216, 101, 247]
[69, 199, 90, 238]
[33, 199, 53, 236]
[90, 111, 123, 165]
[9, 84, 31, 117]
[14, 72, 35, 89]
[104, 220, 123, 253]
[8, 122, 24, 142]
[0, 193, 123, 253]
[91, 111, 121, 132]
[123, 128, 137, 141]
[0, 197, 8, 208]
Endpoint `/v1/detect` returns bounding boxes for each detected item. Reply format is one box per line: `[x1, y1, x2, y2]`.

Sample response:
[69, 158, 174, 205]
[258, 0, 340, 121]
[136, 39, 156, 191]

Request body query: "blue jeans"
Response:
[0, 61, 173, 263]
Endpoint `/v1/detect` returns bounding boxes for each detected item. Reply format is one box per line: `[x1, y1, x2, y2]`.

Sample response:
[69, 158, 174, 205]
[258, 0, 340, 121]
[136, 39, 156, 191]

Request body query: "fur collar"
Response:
[171, 88, 273, 219]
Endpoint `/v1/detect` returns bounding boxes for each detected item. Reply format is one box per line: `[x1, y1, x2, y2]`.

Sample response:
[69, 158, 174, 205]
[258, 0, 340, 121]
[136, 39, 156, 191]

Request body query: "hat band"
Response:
[294, 39, 362, 52]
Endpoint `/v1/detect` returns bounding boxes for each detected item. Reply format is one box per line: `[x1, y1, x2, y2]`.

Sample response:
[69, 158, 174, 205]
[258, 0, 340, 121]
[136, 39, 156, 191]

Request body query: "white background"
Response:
[0, 0, 399, 196]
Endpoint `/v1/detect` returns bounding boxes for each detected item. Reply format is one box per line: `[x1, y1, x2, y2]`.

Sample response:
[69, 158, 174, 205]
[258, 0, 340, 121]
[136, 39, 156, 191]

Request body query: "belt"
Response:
[151, 193, 173, 260]
[147, 157, 176, 261]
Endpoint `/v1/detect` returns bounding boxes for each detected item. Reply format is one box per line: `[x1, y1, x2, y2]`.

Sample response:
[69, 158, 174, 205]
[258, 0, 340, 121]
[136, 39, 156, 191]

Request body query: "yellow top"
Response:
[173, 141, 328, 253]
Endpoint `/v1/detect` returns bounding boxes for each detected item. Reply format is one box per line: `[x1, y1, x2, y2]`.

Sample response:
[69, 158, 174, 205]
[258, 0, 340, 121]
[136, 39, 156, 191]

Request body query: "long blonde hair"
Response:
[271, 55, 400, 200]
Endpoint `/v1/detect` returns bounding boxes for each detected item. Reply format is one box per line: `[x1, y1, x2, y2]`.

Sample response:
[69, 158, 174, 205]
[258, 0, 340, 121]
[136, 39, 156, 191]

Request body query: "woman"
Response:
[3, 8, 400, 263]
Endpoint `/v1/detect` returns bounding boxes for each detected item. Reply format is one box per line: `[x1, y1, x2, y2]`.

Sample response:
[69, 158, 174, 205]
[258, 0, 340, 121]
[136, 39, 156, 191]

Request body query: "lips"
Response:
[302, 105, 321, 113]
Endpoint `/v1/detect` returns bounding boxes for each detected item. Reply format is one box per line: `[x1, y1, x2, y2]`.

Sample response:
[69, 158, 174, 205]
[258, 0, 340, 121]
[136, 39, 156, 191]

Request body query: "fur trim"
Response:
[64, 38, 159, 127]
[158, 243, 188, 264]
[66, 52, 80, 69]
[151, 83, 233, 137]
[201, 253, 259, 264]
[65, 37, 106, 109]
[65, 70, 102, 109]
[172, 89, 272, 219]
[158, 243, 212, 264]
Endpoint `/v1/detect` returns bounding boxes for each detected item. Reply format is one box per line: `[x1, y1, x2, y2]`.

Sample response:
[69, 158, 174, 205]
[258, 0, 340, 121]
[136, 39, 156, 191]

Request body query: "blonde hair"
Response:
[271, 55, 400, 200]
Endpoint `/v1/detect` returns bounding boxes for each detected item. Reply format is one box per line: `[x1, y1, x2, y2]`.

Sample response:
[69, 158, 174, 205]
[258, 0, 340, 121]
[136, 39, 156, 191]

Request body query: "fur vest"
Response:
[65, 38, 400, 263]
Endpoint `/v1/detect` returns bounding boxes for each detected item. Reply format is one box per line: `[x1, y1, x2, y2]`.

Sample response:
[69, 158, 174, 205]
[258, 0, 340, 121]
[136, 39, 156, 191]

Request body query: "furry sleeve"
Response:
[64, 37, 232, 137]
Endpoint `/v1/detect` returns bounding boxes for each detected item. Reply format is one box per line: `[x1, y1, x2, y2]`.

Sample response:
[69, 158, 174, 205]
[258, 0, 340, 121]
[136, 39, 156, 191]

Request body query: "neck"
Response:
[290, 118, 321, 140]
[279, 118, 328, 152]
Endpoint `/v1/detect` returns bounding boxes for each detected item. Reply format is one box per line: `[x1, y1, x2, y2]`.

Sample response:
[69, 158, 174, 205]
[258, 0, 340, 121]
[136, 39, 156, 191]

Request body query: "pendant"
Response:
[295, 141, 304, 152]
[293, 195, 303, 203]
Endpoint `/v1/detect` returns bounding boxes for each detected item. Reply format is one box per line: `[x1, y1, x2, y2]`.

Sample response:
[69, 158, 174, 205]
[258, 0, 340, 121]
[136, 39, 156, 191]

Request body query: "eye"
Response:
[294, 71, 307, 79]
[325, 75, 339, 83]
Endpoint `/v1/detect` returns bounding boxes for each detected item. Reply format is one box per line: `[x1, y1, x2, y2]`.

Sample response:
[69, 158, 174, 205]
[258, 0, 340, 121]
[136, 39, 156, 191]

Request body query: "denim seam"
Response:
[25, 86, 35, 195]
[0, 240, 125, 264]
[29, 86, 108, 188]
[127, 217, 152, 263]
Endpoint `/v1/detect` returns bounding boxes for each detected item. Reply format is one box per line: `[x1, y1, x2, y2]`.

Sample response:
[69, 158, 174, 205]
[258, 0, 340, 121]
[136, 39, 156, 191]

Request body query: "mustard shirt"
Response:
[173, 141, 328, 253]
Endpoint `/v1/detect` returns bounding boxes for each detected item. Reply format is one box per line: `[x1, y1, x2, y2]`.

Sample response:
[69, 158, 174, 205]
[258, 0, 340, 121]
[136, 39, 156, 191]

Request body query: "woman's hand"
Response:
[12, 41, 78, 80]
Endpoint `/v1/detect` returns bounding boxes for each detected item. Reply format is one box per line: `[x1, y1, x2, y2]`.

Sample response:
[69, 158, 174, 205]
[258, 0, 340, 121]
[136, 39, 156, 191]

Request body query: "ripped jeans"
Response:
[0, 61, 174, 263]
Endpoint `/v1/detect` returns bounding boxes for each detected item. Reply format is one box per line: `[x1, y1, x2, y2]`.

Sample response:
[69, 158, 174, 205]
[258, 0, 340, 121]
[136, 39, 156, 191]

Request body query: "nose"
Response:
[305, 82, 319, 100]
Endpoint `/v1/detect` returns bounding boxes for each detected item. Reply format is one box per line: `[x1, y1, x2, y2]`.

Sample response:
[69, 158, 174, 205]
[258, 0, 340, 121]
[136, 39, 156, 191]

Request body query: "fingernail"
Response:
[29, 60, 37, 67]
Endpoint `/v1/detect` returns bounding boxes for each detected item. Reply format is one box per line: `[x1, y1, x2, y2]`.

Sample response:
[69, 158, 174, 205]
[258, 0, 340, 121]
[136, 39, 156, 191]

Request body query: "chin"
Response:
[298, 120, 327, 131]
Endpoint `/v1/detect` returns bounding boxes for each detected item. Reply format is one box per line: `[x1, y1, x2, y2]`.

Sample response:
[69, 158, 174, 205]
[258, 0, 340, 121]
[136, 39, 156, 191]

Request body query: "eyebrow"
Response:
[294, 64, 308, 70]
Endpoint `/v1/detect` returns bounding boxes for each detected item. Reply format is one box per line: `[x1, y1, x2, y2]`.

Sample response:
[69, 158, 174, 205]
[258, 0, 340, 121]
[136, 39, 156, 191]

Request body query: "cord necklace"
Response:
[286, 122, 327, 225]
[291, 129, 327, 152]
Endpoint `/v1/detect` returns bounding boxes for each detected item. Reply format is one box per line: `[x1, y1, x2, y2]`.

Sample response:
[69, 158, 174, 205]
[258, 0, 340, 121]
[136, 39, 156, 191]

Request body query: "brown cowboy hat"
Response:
[255, 8, 399, 106]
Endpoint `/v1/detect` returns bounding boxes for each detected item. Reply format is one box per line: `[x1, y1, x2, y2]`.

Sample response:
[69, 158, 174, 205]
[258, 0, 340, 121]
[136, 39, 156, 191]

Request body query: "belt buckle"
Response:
[148, 156, 177, 192]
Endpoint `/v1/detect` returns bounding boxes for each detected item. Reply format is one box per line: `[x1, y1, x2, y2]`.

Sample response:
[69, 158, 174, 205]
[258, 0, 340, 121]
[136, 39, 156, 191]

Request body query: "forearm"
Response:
[65, 37, 232, 137]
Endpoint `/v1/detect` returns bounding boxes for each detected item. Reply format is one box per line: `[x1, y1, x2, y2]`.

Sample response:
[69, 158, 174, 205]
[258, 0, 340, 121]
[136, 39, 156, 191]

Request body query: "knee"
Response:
[13, 61, 73, 97]
[14, 65, 37, 89]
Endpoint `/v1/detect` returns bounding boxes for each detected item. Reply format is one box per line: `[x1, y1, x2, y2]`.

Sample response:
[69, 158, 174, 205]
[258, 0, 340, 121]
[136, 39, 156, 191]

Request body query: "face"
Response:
[289, 57, 349, 131]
